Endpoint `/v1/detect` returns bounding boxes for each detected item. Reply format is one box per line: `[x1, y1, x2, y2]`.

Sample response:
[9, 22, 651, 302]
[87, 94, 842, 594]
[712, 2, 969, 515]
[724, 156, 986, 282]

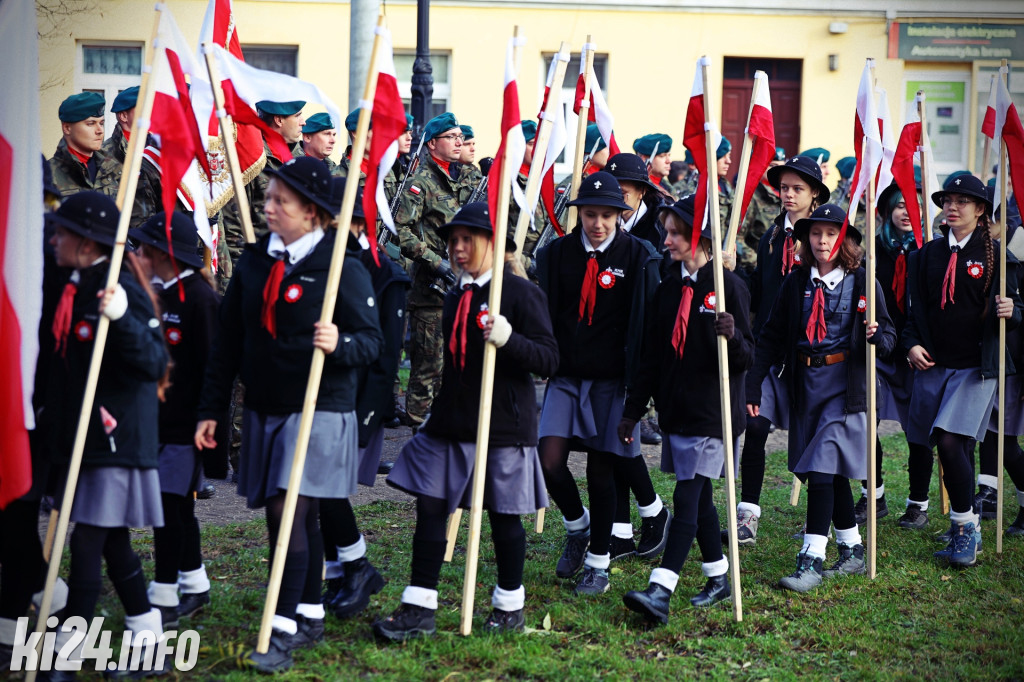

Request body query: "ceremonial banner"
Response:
[573, 42, 620, 156]
[840, 60, 883, 249]
[683, 57, 721, 252]
[539, 52, 568, 234]
[736, 72, 776, 233]
[487, 36, 527, 231]
[991, 71, 1024, 214]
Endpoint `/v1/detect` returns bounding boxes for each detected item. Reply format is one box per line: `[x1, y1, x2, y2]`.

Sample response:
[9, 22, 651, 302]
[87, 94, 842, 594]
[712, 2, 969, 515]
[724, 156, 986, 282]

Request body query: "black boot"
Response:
[974, 485, 998, 520]
[690, 574, 731, 607]
[373, 603, 437, 642]
[328, 557, 386, 619]
[245, 628, 309, 674]
[1008, 507, 1024, 536]
[622, 582, 672, 625]
[177, 591, 210, 620]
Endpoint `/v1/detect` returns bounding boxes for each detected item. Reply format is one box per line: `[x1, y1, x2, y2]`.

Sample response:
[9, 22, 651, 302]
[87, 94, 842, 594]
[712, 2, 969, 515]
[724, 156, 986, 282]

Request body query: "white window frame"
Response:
[74, 41, 143, 137]
[902, 69, 972, 179]
[394, 50, 452, 116]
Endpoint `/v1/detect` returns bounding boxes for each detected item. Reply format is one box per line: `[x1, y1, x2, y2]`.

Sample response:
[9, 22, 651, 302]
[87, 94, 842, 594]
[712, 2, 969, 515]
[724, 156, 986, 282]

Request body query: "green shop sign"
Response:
[889, 22, 1024, 61]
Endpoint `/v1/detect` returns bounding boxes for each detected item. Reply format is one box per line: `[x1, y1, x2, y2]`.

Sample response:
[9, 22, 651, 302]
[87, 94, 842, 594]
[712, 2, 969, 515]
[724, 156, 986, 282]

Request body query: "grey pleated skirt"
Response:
[987, 375, 1024, 436]
[387, 431, 548, 515]
[758, 366, 790, 430]
[157, 444, 200, 497]
[907, 367, 997, 447]
[70, 466, 163, 528]
[877, 356, 913, 427]
[789, 362, 867, 480]
[239, 409, 359, 508]
[661, 434, 741, 482]
[357, 425, 385, 487]
[538, 376, 640, 458]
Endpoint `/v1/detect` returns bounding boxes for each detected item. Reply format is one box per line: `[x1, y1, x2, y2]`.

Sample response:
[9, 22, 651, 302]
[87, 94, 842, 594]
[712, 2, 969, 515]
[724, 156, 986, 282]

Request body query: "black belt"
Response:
[797, 350, 848, 368]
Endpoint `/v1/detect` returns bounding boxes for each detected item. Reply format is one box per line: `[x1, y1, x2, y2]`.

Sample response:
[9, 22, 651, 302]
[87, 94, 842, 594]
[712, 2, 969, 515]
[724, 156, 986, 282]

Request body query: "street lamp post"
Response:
[410, 0, 433, 137]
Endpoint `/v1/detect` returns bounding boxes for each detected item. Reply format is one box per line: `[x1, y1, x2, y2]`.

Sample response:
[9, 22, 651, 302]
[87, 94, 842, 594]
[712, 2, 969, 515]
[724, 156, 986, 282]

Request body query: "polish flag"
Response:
[362, 26, 408, 267]
[736, 72, 776, 234]
[573, 41, 620, 156]
[150, 6, 214, 263]
[539, 50, 569, 235]
[0, 0, 42, 508]
[487, 36, 527, 232]
[840, 60, 883, 251]
[206, 44, 342, 167]
[991, 70, 1024, 216]
[875, 87, 896, 193]
[890, 119, 924, 247]
[982, 73, 998, 140]
[682, 57, 722, 253]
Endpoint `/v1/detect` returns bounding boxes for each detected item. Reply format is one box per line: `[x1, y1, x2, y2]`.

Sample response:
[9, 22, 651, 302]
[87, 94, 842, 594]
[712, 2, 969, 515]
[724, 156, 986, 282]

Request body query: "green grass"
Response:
[77, 435, 1024, 680]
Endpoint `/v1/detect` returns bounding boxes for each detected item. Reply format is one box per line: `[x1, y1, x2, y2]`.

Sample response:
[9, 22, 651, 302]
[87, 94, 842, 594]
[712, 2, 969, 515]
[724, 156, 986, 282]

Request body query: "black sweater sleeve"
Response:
[745, 274, 794, 405]
[725, 272, 756, 374]
[197, 261, 246, 421]
[868, 279, 897, 360]
[328, 257, 383, 369]
[499, 278, 560, 378]
[623, 280, 664, 421]
[106, 274, 169, 382]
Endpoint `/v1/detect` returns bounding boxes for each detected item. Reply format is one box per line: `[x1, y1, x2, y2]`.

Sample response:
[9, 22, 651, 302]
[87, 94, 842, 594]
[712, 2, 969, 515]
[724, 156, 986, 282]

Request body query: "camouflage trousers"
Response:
[406, 306, 444, 424]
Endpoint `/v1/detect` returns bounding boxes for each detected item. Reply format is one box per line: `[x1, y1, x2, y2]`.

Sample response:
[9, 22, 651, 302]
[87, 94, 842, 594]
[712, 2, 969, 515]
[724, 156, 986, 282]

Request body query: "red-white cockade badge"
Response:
[858, 296, 867, 312]
[74, 320, 93, 342]
[284, 284, 303, 302]
[704, 292, 716, 309]
[476, 309, 490, 329]
[598, 271, 616, 289]
[966, 261, 984, 279]
[165, 327, 183, 345]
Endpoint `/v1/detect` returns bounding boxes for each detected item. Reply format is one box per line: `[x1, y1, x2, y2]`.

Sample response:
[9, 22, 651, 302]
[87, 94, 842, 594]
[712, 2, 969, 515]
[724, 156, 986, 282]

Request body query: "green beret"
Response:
[58, 91, 105, 123]
[256, 100, 305, 117]
[406, 114, 415, 131]
[459, 124, 475, 140]
[717, 136, 732, 159]
[684, 149, 695, 165]
[835, 156, 857, 179]
[302, 112, 335, 134]
[799, 147, 831, 163]
[774, 147, 786, 162]
[424, 112, 459, 140]
[584, 124, 607, 154]
[521, 120, 537, 143]
[111, 86, 139, 114]
[344, 108, 362, 132]
[633, 133, 672, 157]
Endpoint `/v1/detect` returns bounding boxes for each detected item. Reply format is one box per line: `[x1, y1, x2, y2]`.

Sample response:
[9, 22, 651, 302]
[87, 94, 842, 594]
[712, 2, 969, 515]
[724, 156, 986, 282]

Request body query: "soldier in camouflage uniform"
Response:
[507, 121, 548, 271]
[633, 133, 675, 197]
[668, 148, 699, 198]
[293, 112, 344, 177]
[799, 146, 832, 183]
[827, 156, 866, 233]
[100, 85, 138, 173]
[48, 92, 120, 199]
[457, 124, 482, 186]
[548, 123, 610, 235]
[393, 112, 472, 426]
[736, 146, 786, 275]
[129, 142, 193, 230]
[715, 136, 734, 235]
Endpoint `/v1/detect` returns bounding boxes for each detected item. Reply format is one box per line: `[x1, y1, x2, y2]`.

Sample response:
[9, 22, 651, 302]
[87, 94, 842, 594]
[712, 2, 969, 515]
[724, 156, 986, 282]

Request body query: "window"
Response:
[74, 42, 143, 135]
[541, 52, 609, 178]
[394, 51, 451, 122]
[241, 45, 298, 76]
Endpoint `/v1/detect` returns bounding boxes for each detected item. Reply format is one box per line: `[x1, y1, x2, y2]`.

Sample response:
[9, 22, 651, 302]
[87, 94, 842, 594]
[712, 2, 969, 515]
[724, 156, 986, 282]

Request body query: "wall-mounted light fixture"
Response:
[828, 54, 839, 72]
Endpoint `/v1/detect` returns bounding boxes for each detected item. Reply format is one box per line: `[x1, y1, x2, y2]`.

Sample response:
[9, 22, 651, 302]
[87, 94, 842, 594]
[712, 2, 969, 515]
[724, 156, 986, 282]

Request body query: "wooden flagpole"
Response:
[25, 13, 165, 680]
[566, 37, 595, 234]
[723, 71, 764, 256]
[997, 59, 1009, 555]
[254, 14, 386, 653]
[459, 30, 520, 636]
[700, 57, 742, 623]
[864, 135, 879, 580]
[202, 44, 257, 244]
[982, 74, 997, 183]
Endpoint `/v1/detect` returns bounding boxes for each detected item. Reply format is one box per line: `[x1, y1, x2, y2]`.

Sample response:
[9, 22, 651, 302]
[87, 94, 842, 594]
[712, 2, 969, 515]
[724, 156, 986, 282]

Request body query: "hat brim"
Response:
[931, 189, 993, 212]
[658, 205, 712, 242]
[767, 165, 831, 205]
[264, 168, 337, 214]
[127, 227, 205, 268]
[792, 217, 862, 245]
[567, 195, 632, 211]
[436, 222, 516, 254]
[615, 173, 662, 196]
[46, 211, 117, 248]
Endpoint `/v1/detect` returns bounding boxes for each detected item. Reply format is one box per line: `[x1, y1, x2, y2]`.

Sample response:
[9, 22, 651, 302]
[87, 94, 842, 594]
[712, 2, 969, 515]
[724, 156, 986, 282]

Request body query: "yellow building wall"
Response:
[37, 1, 1023, 189]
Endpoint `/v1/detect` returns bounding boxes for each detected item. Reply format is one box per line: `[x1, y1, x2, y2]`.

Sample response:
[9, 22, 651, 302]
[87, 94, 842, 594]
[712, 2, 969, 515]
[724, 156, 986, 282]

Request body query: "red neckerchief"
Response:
[671, 278, 695, 358]
[583, 165, 600, 177]
[782, 230, 796, 275]
[346, 150, 371, 176]
[261, 257, 286, 338]
[52, 281, 78, 356]
[649, 172, 663, 188]
[805, 279, 827, 345]
[941, 246, 959, 310]
[578, 253, 599, 325]
[122, 128, 131, 143]
[432, 155, 451, 177]
[449, 284, 475, 371]
[892, 249, 907, 313]
[519, 163, 531, 177]
[68, 145, 91, 165]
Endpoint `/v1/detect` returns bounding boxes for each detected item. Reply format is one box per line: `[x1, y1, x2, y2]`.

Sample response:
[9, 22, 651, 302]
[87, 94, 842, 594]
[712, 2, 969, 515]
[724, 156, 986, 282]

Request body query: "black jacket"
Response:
[198, 230, 383, 419]
[875, 235, 917, 351]
[750, 213, 796, 338]
[625, 195, 667, 254]
[40, 262, 169, 469]
[746, 267, 896, 414]
[902, 234, 1023, 378]
[625, 260, 754, 437]
[422, 265, 559, 446]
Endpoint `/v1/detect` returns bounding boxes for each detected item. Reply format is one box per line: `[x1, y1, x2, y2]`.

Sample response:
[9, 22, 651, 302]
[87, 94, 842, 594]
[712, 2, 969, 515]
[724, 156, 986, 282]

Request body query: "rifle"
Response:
[535, 137, 601, 252]
[467, 157, 494, 204]
[377, 130, 426, 257]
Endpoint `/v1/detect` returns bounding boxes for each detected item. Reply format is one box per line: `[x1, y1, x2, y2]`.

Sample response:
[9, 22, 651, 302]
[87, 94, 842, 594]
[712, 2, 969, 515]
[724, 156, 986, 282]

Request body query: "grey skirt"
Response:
[70, 466, 163, 528]
[357, 426, 385, 487]
[877, 356, 913, 427]
[987, 375, 1024, 436]
[661, 434, 740, 482]
[907, 367, 997, 447]
[758, 367, 790, 430]
[789, 362, 867, 480]
[239, 409, 359, 508]
[538, 376, 640, 458]
[387, 431, 548, 515]
[157, 444, 200, 497]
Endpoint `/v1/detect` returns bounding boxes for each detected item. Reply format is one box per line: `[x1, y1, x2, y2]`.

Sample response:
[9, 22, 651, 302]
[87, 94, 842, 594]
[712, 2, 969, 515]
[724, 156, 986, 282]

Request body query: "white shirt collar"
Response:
[458, 268, 493, 289]
[810, 265, 845, 291]
[268, 227, 325, 264]
[948, 229, 972, 250]
[784, 213, 795, 233]
[358, 233, 370, 250]
[620, 202, 648, 233]
[680, 262, 699, 282]
[71, 255, 109, 283]
[581, 227, 616, 253]
[152, 269, 195, 290]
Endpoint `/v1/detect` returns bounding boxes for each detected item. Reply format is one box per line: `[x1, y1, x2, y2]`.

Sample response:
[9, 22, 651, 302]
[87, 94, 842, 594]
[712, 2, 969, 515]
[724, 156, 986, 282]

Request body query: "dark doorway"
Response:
[722, 58, 802, 163]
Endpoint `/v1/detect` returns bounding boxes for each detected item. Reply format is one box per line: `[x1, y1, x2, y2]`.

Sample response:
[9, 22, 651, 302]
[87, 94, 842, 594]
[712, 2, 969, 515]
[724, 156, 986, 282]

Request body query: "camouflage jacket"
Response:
[394, 155, 472, 307]
[294, 142, 344, 178]
[738, 182, 781, 269]
[508, 168, 546, 261]
[101, 125, 128, 168]
[246, 138, 301, 237]
[669, 170, 699, 198]
[130, 151, 191, 231]
[718, 177, 734, 233]
[830, 179, 866, 233]
[48, 139, 120, 200]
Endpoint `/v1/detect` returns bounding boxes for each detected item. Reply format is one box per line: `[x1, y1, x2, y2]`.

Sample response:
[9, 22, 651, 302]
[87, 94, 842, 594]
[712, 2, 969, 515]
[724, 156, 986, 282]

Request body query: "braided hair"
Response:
[769, 196, 820, 253]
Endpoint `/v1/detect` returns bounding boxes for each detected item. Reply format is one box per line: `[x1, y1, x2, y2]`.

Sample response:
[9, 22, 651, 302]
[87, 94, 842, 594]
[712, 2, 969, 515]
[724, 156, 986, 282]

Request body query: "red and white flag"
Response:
[0, 0, 42, 508]
[875, 87, 896, 193]
[538, 49, 569, 235]
[891, 118, 924, 247]
[991, 69, 1024, 215]
[573, 41, 620, 157]
[150, 5, 214, 265]
[982, 73, 999, 141]
[736, 72, 776, 234]
[840, 60, 883, 249]
[487, 36, 527, 232]
[682, 57, 722, 252]
[362, 26, 408, 267]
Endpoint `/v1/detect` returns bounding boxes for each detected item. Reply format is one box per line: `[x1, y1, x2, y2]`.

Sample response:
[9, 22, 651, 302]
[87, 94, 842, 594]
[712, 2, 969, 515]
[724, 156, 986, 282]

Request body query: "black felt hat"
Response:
[128, 211, 204, 268]
[931, 173, 992, 213]
[566, 171, 631, 211]
[606, 153, 660, 194]
[46, 191, 119, 247]
[264, 156, 335, 214]
[767, 155, 831, 205]
[437, 202, 517, 253]
[793, 203, 860, 244]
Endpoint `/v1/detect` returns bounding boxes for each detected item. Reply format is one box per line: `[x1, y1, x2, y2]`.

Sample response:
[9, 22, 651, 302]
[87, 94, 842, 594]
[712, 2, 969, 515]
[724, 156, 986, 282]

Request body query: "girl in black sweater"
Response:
[746, 204, 895, 593]
[375, 203, 558, 640]
[619, 196, 754, 624]
[195, 157, 382, 672]
[129, 212, 219, 631]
